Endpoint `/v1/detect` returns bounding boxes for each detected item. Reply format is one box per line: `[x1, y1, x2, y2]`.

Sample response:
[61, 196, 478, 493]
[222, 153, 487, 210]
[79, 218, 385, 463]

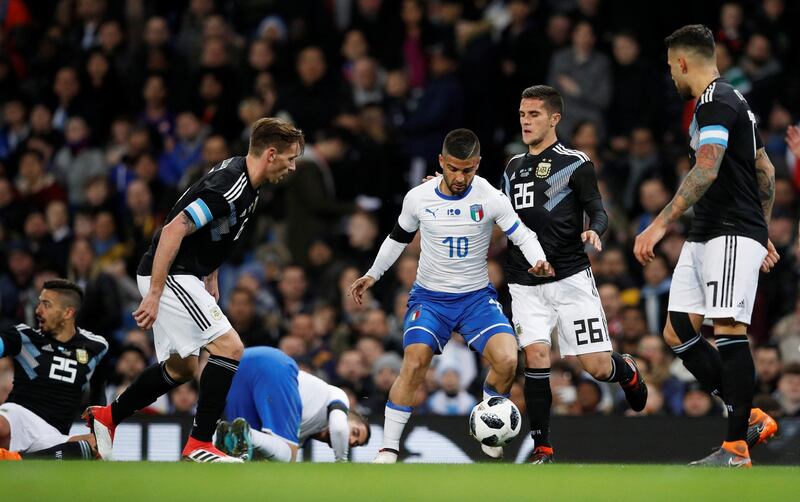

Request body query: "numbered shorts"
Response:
[668, 235, 767, 324]
[137, 274, 233, 362]
[0, 402, 71, 453]
[509, 269, 612, 356]
[403, 283, 514, 354]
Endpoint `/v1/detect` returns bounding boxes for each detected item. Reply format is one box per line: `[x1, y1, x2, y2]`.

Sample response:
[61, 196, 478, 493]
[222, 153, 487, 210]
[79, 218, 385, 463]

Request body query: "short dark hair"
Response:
[664, 24, 715, 60]
[442, 128, 480, 159]
[43, 279, 83, 312]
[249, 117, 305, 157]
[521, 85, 563, 115]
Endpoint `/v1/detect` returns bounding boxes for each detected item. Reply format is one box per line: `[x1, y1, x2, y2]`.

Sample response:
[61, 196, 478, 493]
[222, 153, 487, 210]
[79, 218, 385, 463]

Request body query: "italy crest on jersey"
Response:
[409, 309, 421, 321]
[470, 204, 484, 222]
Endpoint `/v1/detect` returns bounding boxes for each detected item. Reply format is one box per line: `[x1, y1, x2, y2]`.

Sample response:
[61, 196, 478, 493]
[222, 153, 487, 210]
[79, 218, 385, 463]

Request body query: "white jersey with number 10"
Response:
[397, 176, 544, 293]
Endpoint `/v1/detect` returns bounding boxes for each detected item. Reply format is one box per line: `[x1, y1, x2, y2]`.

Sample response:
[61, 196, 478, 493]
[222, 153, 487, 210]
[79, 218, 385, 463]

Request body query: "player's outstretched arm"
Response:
[571, 162, 608, 252]
[634, 143, 725, 265]
[493, 190, 555, 277]
[134, 212, 198, 329]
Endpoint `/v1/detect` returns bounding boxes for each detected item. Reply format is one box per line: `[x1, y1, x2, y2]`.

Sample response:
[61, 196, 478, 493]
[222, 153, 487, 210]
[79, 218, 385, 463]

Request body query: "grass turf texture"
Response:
[2, 462, 798, 501]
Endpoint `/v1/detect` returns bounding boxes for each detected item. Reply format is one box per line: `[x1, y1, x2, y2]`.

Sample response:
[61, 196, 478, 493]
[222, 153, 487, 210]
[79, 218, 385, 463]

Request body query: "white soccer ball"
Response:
[469, 397, 522, 447]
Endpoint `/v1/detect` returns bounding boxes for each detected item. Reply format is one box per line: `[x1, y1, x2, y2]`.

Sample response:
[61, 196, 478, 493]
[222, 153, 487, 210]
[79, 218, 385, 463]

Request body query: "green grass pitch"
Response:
[2, 462, 798, 501]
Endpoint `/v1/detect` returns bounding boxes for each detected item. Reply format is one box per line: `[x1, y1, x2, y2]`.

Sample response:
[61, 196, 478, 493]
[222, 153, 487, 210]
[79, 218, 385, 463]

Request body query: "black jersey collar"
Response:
[526, 139, 560, 159]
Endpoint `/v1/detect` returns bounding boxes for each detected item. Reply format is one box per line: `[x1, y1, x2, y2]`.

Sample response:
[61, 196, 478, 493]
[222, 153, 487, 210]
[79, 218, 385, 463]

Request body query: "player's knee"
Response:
[524, 343, 550, 368]
[491, 352, 518, 380]
[584, 358, 612, 381]
[665, 311, 693, 347]
[0, 416, 10, 449]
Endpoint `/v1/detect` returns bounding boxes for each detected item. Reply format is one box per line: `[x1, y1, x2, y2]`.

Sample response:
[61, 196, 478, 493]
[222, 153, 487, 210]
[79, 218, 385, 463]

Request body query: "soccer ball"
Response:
[468, 397, 521, 447]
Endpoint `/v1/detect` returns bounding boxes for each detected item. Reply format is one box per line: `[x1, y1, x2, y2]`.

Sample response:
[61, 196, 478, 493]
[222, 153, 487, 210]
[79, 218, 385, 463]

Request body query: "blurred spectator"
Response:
[640, 254, 671, 336]
[715, 42, 751, 96]
[15, 149, 67, 211]
[682, 381, 720, 417]
[637, 334, 682, 415]
[548, 21, 610, 140]
[599, 282, 623, 338]
[609, 31, 661, 142]
[68, 237, 123, 338]
[53, 116, 106, 205]
[427, 365, 477, 415]
[335, 349, 370, 397]
[754, 343, 783, 397]
[365, 352, 402, 415]
[169, 381, 199, 415]
[278, 46, 338, 140]
[775, 362, 800, 417]
[226, 287, 275, 348]
[159, 111, 207, 187]
[617, 306, 648, 355]
[740, 33, 782, 120]
[771, 295, 800, 364]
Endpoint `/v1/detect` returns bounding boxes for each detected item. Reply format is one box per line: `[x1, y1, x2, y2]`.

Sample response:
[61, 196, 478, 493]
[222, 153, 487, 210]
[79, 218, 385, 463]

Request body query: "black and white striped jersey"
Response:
[0, 323, 108, 434]
[501, 141, 606, 286]
[137, 157, 260, 278]
[687, 78, 767, 247]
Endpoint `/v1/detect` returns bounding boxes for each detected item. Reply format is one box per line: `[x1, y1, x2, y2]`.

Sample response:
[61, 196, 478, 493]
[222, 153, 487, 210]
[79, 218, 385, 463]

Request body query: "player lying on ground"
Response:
[349, 128, 554, 463]
[216, 346, 369, 461]
[84, 118, 304, 463]
[635, 25, 779, 467]
[0, 279, 108, 461]
[503, 85, 648, 464]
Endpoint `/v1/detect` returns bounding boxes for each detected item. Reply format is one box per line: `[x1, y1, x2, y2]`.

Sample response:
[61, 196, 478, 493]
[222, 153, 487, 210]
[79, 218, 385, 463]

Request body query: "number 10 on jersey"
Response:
[443, 236, 469, 258]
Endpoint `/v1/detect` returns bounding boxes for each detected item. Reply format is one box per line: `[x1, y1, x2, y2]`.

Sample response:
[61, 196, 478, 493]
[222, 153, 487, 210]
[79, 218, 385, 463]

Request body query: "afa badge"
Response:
[210, 306, 223, 321]
[76, 348, 89, 364]
[536, 160, 552, 178]
[470, 204, 484, 222]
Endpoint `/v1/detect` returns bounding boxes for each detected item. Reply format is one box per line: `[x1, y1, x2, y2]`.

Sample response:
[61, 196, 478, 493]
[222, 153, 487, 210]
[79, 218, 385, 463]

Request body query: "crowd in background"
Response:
[1, 0, 800, 423]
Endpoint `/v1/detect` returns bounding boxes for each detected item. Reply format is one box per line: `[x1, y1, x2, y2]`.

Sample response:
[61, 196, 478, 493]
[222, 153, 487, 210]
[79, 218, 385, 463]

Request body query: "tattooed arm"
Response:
[754, 147, 775, 222]
[634, 143, 725, 265]
[134, 212, 198, 329]
[658, 143, 725, 223]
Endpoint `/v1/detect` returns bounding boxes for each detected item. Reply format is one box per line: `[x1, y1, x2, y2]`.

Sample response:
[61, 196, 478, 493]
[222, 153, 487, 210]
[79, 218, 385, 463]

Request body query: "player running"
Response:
[634, 25, 779, 467]
[504, 85, 648, 464]
[349, 128, 554, 463]
[0, 280, 108, 461]
[216, 346, 370, 462]
[84, 118, 304, 463]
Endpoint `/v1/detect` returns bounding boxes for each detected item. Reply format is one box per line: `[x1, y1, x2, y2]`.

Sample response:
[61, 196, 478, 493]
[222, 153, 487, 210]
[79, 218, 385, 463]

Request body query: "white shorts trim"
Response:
[137, 274, 233, 362]
[668, 236, 766, 325]
[0, 402, 69, 452]
[510, 269, 612, 357]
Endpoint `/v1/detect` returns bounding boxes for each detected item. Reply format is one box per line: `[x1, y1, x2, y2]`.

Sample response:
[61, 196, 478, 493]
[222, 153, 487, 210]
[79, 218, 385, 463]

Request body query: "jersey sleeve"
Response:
[569, 161, 608, 236]
[181, 175, 239, 229]
[0, 326, 22, 357]
[490, 188, 522, 235]
[695, 101, 739, 150]
[327, 385, 351, 461]
[396, 191, 420, 233]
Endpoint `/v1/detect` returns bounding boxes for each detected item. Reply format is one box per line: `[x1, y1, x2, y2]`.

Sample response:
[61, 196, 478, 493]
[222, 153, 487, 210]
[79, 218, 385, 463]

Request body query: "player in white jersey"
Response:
[220, 347, 370, 462]
[348, 129, 554, 463]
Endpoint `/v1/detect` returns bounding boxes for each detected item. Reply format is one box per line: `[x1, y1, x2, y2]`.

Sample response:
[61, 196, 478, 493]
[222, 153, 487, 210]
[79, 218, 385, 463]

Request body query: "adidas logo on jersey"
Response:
[737, 300, 745, 308]
[42, 344, 54, 352]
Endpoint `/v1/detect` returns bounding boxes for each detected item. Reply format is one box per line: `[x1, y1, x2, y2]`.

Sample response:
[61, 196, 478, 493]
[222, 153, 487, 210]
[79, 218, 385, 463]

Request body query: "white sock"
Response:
[382, 402, 412, 451]
[250, 429, 293, 462]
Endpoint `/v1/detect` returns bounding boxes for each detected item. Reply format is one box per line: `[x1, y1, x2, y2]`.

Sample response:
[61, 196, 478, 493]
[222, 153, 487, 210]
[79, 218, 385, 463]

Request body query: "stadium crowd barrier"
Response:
[69, 415, 800, 464]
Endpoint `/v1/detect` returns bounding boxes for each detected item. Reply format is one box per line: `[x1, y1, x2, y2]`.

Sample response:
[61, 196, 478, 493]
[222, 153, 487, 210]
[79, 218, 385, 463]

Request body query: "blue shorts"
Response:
[224, 347, 302, 444]
[403, 283, 514, 354]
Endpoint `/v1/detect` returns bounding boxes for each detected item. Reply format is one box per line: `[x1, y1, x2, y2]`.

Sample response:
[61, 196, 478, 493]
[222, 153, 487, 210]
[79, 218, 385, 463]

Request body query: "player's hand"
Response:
[133, 291, 161, 330]
[581, 230, 602, 252]
[348, 275, 376, 305]
[528, 260, 555, 277]
[761, 239, 780, 273]
[204, 276, 220, 302]
[786, 125, 800, 158]
[633, 218, 667, 265]
[422, 173, 441, 184]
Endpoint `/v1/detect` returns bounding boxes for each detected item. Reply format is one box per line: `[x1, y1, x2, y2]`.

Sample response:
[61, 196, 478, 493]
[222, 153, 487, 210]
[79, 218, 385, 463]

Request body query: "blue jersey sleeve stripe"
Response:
[195, 198, 213, 223]
[504, 221, 520, 236]
[0, 338, 4, 357]
[698, 137, 728, 147]
[386, 400, 413, 413]
[699, 125, 729, 134]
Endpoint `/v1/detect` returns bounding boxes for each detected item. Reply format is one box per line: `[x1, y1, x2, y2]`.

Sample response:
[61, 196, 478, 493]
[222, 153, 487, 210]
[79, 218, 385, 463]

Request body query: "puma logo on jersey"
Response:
[425, 208, 439, 218]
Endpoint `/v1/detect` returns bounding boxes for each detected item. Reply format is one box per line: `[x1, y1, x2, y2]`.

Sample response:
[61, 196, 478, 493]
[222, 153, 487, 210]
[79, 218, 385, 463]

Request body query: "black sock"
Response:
[671, 335, 722, 396]
[717, 336, 754, 442]
[111, 361, 183, 424]
[524, 367, 552, 449]
[603, 353, 635, 384]
[24, 441, 93, 460]
[191, 355, 239, 442]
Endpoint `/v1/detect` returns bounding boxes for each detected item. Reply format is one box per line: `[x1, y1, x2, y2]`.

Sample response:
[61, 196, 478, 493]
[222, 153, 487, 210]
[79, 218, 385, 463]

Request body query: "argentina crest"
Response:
[536, 160, 552, 178]
[470, 204, 484, 222]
